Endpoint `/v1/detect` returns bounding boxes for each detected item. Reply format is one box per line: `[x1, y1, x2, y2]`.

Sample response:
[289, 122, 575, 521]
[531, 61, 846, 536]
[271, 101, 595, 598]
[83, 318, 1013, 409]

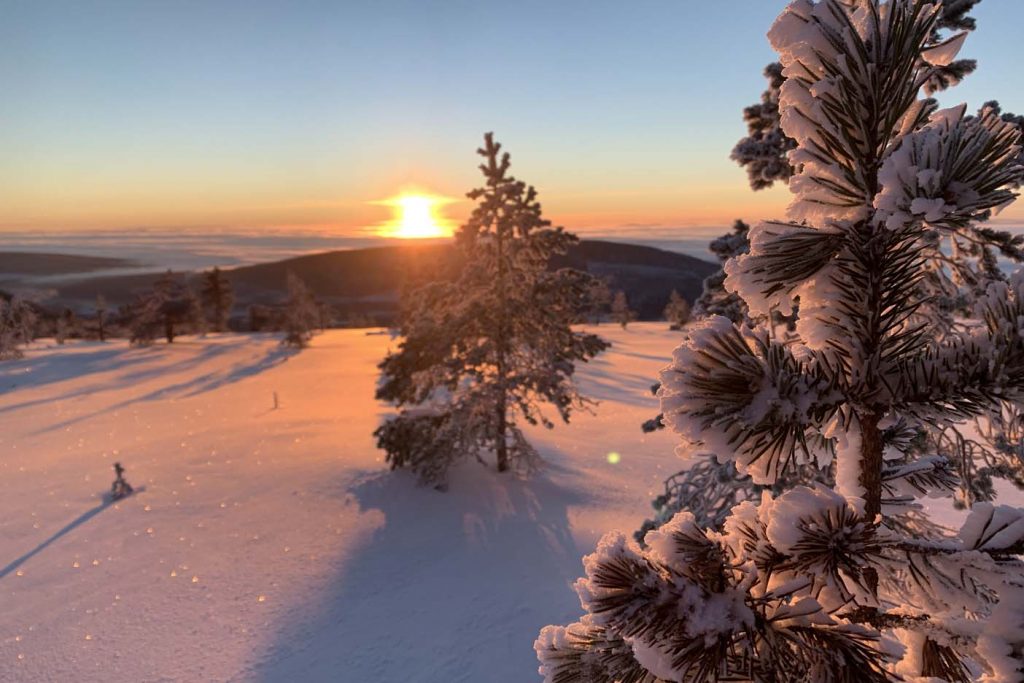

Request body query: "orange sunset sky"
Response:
[4, 1, 1024, 238]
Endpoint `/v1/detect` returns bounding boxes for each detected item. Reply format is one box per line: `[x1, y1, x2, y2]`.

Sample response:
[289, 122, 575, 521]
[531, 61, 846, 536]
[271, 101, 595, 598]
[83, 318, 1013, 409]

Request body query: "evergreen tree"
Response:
[539, 3, 1024, 679]
[0, 296, 35, 360]
[129, 270, 200, 345]
[281, 271, 318, 348]
[95, 294, 108, 342]
[375, 133, 609, 485]
[200, 267, 234, 332]
[610, 291, 634, 329]
[650, 3, 1024, 539]
[584, 277, 613, 325]
[55, 308, 76, 345]
[662, 290, 692, 330]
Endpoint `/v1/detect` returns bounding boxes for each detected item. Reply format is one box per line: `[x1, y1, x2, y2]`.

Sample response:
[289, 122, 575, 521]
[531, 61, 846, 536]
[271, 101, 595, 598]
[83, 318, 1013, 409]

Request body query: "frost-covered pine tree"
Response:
[585, 278, 613, 325]
[55, 308, 75, 345]
[281, 271, 318, 348]
[0, 296, 35, 360]
[663, 290, 691, 330]
[201, 266, 234, 332]
[611, 291, 635, 329]
[539, 2, 1024, 680]
[375, 133, 609, 485]
[129, 270, 200, 345]
[648, 0, 1024, 540]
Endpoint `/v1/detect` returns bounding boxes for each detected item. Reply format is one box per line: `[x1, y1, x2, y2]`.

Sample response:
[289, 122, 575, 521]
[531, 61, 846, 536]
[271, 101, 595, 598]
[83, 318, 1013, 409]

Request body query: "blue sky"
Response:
[3, 0, 1023, 235]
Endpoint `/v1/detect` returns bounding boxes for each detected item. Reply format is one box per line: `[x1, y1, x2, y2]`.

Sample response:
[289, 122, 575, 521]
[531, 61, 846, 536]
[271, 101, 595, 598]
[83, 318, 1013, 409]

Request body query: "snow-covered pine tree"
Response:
[611, 291, 635, 329]
[375, 133, 609, 485]
[645, 2, 1024, 540]
[200, 267, 234, 332]
[0, 296, 35, 360]
[643, 204, 1024, 538]
[55, 308, 75, 345]
[539, 2, 1024, 679]
[281, 271, 318, 348]
[662, 290, 691, 330]
[731, 0, 984, 192]
[129, 270, 198, 345]
[585, 278, 613, 325]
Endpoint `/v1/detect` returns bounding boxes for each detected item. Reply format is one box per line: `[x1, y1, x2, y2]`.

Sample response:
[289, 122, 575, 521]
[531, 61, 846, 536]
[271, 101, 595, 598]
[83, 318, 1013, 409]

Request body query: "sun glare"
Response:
[379, 193, 453, 239]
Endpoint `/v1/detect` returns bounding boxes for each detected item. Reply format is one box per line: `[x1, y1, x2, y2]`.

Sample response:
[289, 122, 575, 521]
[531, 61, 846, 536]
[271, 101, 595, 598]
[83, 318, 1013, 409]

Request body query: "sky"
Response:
[3, 0, 1024, 238]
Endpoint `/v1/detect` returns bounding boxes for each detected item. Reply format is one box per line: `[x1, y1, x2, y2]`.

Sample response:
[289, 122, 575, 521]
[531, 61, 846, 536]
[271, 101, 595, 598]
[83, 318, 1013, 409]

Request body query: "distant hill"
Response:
[0, 252, 134, 276]
[8, 240, 717, 322]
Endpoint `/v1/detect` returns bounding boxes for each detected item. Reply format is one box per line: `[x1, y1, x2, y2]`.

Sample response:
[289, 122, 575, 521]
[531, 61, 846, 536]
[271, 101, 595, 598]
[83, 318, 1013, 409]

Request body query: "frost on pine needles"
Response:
[540, 2, 1024, 680]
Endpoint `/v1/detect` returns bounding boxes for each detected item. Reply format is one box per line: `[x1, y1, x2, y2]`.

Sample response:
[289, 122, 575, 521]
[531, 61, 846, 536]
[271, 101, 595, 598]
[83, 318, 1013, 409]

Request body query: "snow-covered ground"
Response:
[0, 324, 682, 682]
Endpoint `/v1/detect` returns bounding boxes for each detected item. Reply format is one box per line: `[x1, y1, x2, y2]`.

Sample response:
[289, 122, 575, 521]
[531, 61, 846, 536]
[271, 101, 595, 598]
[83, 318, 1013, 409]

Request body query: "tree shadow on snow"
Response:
[252, 466, 588, 683]
[0, 346, 153, 397]
[27, 344, 296, 436]
[577, 355, 661, 407]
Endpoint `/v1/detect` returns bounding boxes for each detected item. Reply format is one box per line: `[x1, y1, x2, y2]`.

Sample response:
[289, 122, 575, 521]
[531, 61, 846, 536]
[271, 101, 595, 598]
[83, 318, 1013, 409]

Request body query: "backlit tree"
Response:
[539, 2, 1024, 679]
[375, 133, 608, 485]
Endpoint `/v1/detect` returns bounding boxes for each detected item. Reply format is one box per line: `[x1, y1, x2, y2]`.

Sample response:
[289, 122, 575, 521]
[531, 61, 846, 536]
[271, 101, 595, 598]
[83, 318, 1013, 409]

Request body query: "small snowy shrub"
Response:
[110, 462, 134, 501]
[375, 133, 609, 485]
[540, 2, 1024, 679]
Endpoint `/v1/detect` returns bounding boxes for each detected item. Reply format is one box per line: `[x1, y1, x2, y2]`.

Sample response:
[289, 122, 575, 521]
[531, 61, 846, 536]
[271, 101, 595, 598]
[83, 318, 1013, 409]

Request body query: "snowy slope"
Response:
[0, 324, 681, 682]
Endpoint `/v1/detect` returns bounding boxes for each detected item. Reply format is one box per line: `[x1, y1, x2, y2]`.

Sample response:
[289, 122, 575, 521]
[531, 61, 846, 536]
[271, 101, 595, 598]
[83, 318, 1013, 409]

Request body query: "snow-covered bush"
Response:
[375, 133, 609, 485]
[110, 462, 134, 501]
[540, 2, 1024, 679]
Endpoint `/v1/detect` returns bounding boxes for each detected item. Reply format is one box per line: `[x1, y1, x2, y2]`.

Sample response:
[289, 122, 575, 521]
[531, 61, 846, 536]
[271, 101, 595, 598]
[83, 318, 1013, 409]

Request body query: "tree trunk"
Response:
[496, 393, 508, 472]
[494, 216, 509, 473]
[859, 411, 884, 520]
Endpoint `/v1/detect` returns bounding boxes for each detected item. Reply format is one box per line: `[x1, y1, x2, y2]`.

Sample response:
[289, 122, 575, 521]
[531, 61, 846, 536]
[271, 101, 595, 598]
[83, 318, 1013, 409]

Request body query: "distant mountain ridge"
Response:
[1, 240, 717, 322]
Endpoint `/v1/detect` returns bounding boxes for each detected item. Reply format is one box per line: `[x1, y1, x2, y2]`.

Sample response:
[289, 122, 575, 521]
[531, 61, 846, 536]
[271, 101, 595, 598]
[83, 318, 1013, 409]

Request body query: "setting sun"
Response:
[378, 193, 455, 239]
